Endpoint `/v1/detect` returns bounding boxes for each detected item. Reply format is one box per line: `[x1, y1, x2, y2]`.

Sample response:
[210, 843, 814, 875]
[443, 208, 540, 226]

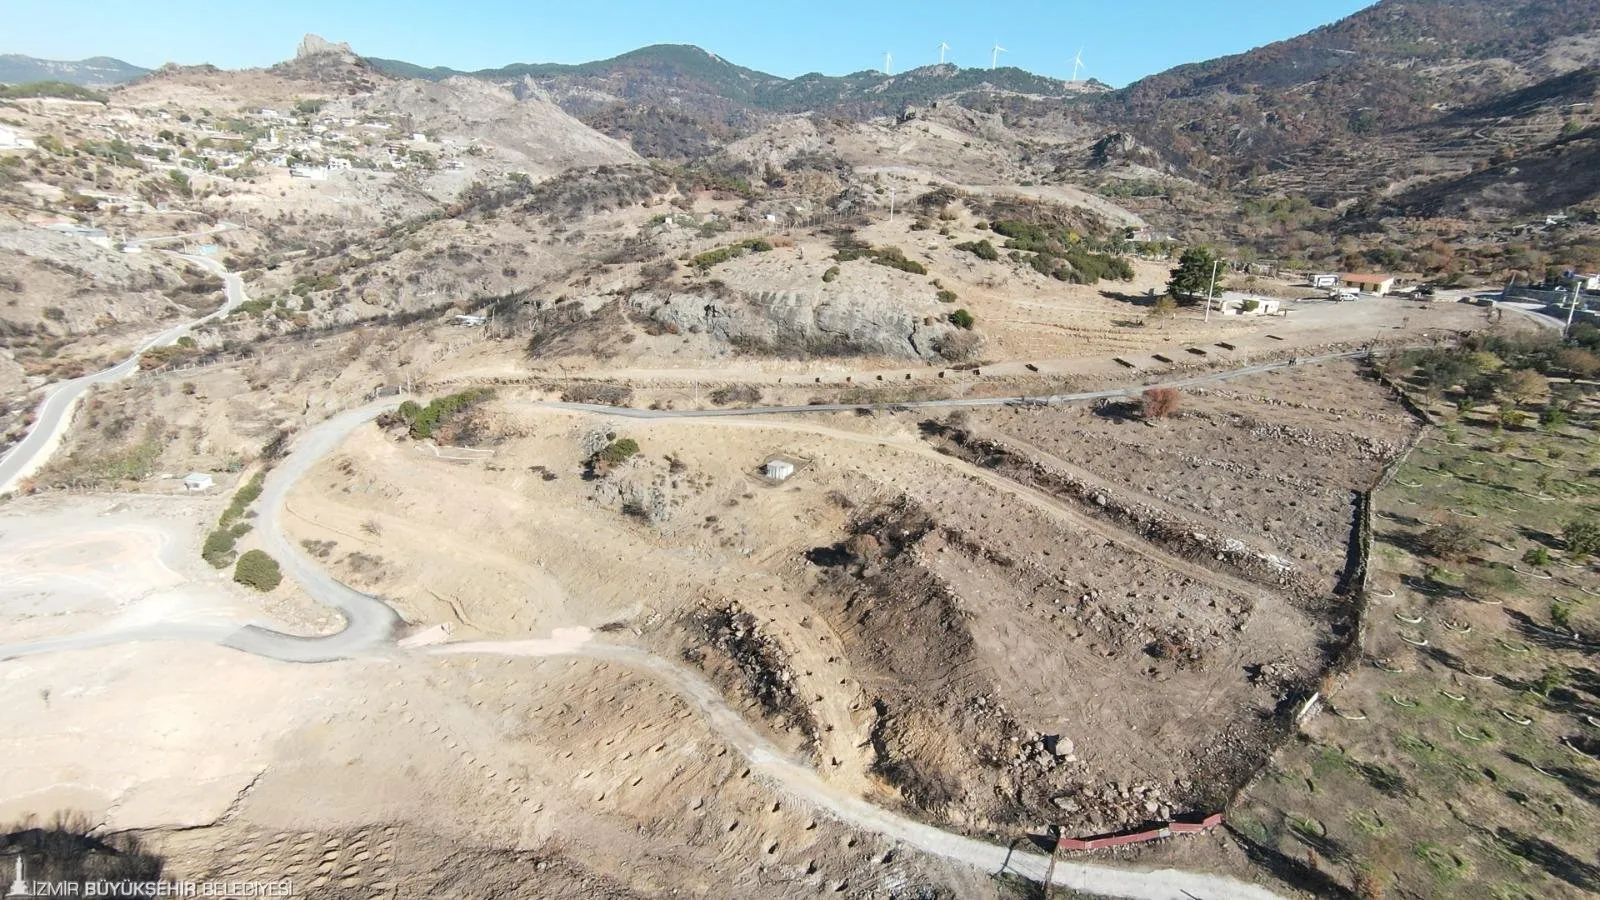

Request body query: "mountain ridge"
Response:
[0, 53, 150, 86]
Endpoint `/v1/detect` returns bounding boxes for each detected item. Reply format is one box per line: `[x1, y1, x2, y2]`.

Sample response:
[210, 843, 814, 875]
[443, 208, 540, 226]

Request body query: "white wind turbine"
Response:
[991, 42, 1007, 70]
[884, 50, 893, 75]
[1071, 46, 1087, 82]
[938, 41, 951, 65]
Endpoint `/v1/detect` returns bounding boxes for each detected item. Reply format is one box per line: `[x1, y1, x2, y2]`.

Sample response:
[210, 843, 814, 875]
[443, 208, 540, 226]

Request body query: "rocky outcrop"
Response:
[297, 34, 355, 60]
[1090, 131, 1163, 168]
[624, 289, 959, 361]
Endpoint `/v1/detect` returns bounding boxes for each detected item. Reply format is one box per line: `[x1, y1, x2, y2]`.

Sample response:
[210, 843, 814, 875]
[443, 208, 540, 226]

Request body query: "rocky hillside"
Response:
[1066, 0, 1600, 196]
[352, 77, 640, 177]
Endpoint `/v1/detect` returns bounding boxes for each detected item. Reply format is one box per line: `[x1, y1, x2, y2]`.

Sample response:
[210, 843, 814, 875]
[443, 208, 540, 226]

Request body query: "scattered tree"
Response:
[1498, 368, 1549, 406]
[947, 308, 975, 329]
[1165, 247, 1225, 298]
[1416, 523, 1480, 562]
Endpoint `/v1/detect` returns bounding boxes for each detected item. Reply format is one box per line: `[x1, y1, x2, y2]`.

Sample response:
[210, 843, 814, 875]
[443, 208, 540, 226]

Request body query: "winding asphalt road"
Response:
[0, 240, 247, 495]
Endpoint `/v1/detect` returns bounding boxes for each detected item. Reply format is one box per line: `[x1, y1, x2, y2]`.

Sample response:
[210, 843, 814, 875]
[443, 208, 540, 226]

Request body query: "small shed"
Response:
[763, 460, 795, 481]
[182, 472, 215, 492]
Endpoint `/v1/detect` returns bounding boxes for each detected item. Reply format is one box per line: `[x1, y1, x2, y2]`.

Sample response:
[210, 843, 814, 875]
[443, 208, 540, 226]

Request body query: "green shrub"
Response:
[233, 549, 282, 592]
[832, 244, 927, 274]
[1522, 546, 1551, 566]
[1563, 519, 1600, 558]
[691, 238, 773, 272]
[202, 529, 236, 568]
[396, 389, 493, 440]
[936, 289, 959, 303]
[955, 239, 1000, 261]
[595, 438, 640, 466]
[219, 472, 265, 526]
[822, 265, 841, 283]
[948, 309, 975, 329]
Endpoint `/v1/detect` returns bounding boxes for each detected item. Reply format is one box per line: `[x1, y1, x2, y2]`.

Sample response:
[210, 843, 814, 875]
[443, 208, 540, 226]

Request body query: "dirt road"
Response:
[0, 386, 1298, 898]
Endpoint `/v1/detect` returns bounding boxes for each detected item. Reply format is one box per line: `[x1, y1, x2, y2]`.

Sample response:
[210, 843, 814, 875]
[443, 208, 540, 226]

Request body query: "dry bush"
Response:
[560, 383, 634, 406]
[1141, 387, 1181, 419]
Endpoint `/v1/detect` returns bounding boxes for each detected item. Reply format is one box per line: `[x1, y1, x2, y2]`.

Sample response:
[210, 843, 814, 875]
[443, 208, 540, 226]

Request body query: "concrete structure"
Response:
[452, 314, 487, 327]
[1310, 274, 1339, 289]
[289, 165, 329, 181]
[182, 472, 215, 492]
[1339, 273, 1398, 295]
[0, 125, 35, 150]
[1213, 294, 1281, 316]
[763, 460, 795, 481]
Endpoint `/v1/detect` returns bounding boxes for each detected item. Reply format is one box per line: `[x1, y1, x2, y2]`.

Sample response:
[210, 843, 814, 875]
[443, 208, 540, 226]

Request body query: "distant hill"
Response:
[365, 43, 1097, 159]
[0, 54, 148, 86]
[367, 43, 1092, 116]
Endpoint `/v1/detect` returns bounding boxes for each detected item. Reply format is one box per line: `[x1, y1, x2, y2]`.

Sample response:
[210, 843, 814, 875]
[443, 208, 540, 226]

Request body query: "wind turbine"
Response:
[938, 41, 951, 65]
[991, 42, 1006, 70]
[1071, 46, 1086, 82]
[884, 51, 893, 75]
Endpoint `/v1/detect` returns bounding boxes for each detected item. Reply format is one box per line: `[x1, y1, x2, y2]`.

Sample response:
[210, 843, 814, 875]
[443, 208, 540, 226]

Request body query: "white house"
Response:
[289, 165, 329, 181]
[1310, 274, 1339, 289]
[763, 460, 795, 481]
[327, 156, 353, 170]
[182, 472, 215, 492]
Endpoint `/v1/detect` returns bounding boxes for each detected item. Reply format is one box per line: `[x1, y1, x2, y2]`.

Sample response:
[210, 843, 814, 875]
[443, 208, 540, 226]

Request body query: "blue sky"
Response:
[1, 0, 1374, 87]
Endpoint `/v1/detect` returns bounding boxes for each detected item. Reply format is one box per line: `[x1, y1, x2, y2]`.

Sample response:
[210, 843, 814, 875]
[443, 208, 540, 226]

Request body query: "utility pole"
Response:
[1205, 258, 1221, 323]
[1042, 824, 1060, 898]
[889, 188, 896, 223]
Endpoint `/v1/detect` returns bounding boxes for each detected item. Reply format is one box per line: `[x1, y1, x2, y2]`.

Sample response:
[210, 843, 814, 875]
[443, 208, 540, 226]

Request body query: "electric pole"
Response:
[1205, 258, 1221, 323]
[1565, 279, 1583, 337]
[1042, 824, 1060, 898]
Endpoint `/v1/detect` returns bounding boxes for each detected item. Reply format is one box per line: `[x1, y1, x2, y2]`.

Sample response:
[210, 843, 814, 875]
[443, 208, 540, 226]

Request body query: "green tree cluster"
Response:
[396, 389, 494, 440]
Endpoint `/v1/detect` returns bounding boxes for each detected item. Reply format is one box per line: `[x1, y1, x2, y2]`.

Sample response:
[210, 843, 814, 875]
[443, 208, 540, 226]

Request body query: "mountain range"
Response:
[5, 0, 1598, 221]
[0, 53, 149, 86]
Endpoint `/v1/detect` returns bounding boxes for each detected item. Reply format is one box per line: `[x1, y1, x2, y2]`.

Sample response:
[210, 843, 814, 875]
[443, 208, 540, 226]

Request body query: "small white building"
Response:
[1212, 292, 1282, 316]
[1339, 273, 1398, 295]
[182, 472, 215, 492]
[763, 460, 795, 481]
[289, 165, 330, 181]
[1310, 274, 1339, 289]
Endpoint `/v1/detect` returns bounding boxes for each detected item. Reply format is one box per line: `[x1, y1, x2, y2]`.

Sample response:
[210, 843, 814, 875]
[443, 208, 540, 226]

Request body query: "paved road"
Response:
[0, 250, 250, 495]
[225, 400, 405, 662]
